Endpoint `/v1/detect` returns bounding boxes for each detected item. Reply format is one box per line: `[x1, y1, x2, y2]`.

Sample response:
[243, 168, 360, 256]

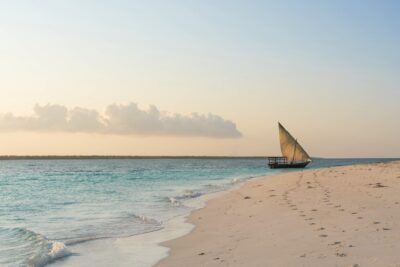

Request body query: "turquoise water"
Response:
[0, 158, 396, 266]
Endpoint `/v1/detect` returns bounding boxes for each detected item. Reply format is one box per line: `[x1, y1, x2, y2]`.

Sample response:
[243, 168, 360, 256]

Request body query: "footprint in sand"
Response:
[311, 209, 317, 212]
[383, 228, 391, 231]
[319, 234, 328, 238]
[373, 183, 388, 188]
[357, 217, 363, 219]
[309, 222, 316, 225]
[373, 221, 380, 225]
[351, 212, 357, 215]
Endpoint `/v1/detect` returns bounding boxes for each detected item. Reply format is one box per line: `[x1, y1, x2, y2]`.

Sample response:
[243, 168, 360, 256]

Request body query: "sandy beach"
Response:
[157, 161, 400, 267]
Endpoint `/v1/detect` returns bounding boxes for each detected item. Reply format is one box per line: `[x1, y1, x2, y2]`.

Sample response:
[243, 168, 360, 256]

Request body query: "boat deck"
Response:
[267, 157, 288, 165]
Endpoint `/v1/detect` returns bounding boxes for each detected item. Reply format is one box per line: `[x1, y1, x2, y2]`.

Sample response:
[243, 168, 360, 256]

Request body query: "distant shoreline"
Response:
[0, 155, 268, 160]
[0, 156, 397, 160]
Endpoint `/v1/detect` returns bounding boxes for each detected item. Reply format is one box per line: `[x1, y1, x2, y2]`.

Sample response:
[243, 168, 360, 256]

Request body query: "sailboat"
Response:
[267, 122, 312, 169]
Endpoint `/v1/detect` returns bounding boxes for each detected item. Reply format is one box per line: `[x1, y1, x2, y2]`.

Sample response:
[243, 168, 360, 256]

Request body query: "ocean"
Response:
[0, 158, 396, 267]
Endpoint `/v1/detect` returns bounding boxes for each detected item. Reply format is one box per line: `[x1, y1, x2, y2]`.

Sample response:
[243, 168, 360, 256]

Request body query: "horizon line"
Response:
[0, 155, 398, 160]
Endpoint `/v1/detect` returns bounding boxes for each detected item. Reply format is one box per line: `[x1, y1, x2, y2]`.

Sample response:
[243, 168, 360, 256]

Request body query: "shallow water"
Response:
[0, 158, 396, 266]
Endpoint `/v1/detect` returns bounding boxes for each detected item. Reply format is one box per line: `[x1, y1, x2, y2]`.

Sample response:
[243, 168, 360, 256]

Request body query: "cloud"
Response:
[0, 103, 242, 138]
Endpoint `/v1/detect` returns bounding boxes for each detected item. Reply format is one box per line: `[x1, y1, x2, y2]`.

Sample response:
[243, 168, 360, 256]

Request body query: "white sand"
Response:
[157, 161, 400, 267]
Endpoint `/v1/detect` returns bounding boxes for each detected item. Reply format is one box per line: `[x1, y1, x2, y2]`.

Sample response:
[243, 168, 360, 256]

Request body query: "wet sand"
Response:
[157, 161, 400, 267]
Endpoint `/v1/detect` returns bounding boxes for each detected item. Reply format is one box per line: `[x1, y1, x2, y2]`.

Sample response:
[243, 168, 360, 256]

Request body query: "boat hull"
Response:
[268, 161, 310, 169]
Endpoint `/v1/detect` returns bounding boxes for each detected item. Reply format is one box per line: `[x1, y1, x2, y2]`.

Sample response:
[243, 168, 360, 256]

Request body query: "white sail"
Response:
[278, 123, 311, 162]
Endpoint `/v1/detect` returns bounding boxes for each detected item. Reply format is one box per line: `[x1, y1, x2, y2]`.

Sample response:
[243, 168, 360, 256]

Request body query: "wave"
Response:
[58, 212, 163, 246]
[167, 190, 205, 208]
[0, 212, 164, 267]
[26, 240, 71, 267]
[166, 174, 266, 207]
[231, 175, 253, 184]
[168, 196, 179, 205]
[181, 190, 203, 199]
[0, 227, 71, 267]
[132, 214, 160, 225]
[167, 189, 203, 205]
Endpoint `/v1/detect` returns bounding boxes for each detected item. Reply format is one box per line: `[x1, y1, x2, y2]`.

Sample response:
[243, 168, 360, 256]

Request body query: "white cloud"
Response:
[0, 103, 242, 138]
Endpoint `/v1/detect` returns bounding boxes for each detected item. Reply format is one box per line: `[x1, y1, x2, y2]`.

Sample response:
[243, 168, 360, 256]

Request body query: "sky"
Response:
[0, 0, 399, 157]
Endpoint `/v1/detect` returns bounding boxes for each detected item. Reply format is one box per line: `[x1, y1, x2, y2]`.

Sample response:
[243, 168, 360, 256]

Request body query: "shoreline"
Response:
[49, 172, 269, 267]
[156, 161, 400, 267]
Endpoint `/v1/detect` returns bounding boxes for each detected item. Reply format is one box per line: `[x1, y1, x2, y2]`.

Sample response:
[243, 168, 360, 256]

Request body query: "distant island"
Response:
[0, 155, 267, 160]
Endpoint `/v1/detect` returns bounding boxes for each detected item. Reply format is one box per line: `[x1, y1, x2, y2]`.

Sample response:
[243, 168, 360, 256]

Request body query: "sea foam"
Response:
[27, 240, 71, 267]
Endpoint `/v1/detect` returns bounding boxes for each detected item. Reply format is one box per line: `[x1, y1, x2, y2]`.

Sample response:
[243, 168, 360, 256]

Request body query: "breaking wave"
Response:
[0, 227, 71, 267]
[0, 213, 163, 267]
